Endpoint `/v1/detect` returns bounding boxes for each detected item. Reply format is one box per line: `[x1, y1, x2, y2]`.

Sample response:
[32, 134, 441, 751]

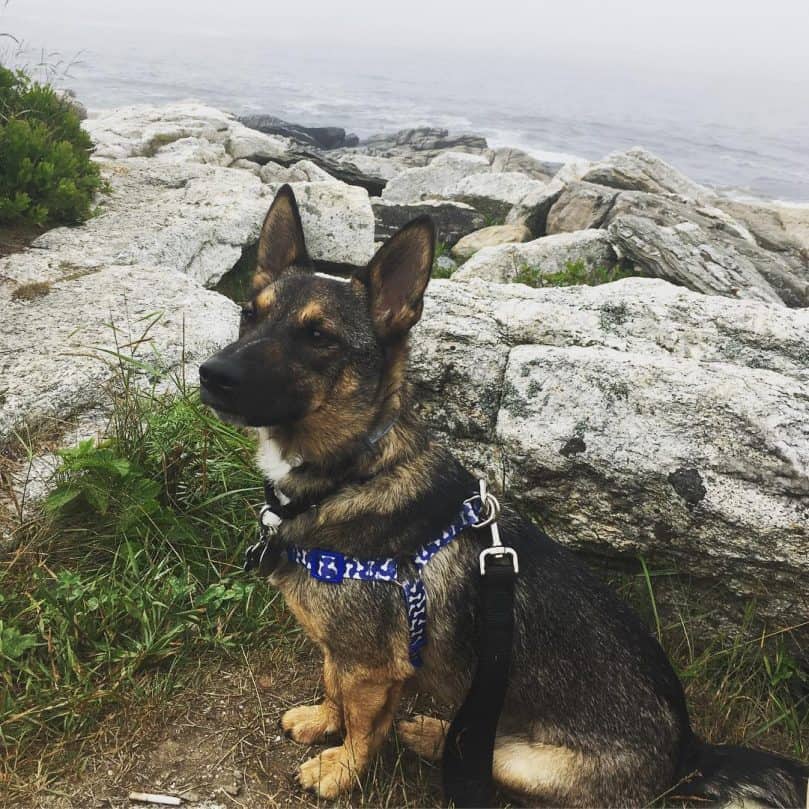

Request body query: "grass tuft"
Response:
[10, 280, 51, 300]
[514, 258, 637, 288]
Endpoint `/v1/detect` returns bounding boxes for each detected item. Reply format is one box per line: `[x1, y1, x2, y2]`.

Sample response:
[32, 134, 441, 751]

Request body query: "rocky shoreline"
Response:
[1, 101, 807, 632]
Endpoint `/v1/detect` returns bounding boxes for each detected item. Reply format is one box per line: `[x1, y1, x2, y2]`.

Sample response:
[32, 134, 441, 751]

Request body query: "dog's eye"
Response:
[240, 304, 255, 322]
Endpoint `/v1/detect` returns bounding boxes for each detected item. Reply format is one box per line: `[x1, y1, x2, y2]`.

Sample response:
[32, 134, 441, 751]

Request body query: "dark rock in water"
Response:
[344, 132, 360, 148]
[304, 126, 349, 150]
[237, 114, 351, 150]
[372, 199, 485, 247]
[363, 126, 488, 153]
[282, 149, 387, 196]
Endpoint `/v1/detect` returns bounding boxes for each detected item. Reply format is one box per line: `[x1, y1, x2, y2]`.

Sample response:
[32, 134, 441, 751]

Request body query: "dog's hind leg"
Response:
[397, 714, 449, 761]
[399, 720, 599, 806]
[281, 652, 343, 745]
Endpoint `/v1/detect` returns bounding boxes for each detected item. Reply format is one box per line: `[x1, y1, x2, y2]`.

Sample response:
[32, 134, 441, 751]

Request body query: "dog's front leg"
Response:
[282, 651, 343, 744]
[296, 667, 404, 799]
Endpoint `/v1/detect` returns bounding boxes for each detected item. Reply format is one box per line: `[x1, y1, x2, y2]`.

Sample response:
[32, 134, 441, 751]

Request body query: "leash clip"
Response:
[473, 479, 519, 575]
[259, 504, 282, 536]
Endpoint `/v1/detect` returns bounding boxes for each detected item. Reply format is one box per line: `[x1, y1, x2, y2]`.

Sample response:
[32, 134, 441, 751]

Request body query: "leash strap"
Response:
[442, 483, 518, 808]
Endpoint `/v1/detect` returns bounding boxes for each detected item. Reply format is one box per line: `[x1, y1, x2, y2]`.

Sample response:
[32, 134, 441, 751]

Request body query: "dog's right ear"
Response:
[254, 184, 311, 290]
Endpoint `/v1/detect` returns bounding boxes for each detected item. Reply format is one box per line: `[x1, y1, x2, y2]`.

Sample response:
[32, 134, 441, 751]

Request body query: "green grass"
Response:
[431, 241, 456, 279]
[0, 367, 292, 791]
[614, 564, 808, 765]
[514, 258, 637, 288]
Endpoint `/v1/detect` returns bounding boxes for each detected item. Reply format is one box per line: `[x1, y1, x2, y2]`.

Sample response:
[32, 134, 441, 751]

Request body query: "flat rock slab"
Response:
[85, 101, 295, 166]
[1, 263, 238, 446]
[15, 158, 268, 289]
[411, 278, 809, 626]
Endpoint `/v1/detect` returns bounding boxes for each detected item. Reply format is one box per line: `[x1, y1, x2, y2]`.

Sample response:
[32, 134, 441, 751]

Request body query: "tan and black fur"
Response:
[200, 186, 808, 806]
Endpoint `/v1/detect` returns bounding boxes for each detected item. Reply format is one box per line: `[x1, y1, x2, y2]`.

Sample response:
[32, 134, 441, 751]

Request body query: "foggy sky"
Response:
[4, 0, 809, 83]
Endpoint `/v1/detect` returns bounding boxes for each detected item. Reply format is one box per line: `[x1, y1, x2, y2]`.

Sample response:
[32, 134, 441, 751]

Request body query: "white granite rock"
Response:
[381, 152, 490, 203]
[453, 230, 616, 284]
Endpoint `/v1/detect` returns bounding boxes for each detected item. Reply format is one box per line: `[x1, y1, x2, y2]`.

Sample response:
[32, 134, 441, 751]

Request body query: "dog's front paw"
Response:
[281, 703, 341, 745]
[297, 746, 354, 798]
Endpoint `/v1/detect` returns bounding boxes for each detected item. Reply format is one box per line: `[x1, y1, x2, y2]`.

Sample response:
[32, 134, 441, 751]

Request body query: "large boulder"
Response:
[363, 127, 488, 161]
[448, 172, 547, 223]
[372, 199, 485, 248]
[453, 230, 616, 284]
[410, 278, 809, 629]
[259, 159, 339, 184]
[489, 147, 558, 181]
[607, 215, 807, 307]
[381, 152, 490, 203]
[450, 224, 532, 262]
[333, 152, 406, 182]
[546, 181, 619, 233]
[594, 191, 809, 308]
[273, 182, 376, 267]
[715, 198, 809, 260]
[580, 147, 711, 199]
[505, 178, 565, 236]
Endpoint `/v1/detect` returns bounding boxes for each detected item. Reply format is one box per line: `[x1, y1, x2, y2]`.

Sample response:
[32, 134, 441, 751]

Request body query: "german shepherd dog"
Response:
[199, 185, 808, 807]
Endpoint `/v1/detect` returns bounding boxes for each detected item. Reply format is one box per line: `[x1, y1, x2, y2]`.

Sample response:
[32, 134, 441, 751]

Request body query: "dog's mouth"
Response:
[199, 385, 248, 426]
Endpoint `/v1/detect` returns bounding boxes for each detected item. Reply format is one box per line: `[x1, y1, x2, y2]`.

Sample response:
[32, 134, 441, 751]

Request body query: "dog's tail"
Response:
[675, 740, 808, 808]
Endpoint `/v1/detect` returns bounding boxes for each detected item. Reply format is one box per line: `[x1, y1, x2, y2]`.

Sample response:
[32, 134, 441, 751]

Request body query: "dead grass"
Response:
[10, 280, 52, 301]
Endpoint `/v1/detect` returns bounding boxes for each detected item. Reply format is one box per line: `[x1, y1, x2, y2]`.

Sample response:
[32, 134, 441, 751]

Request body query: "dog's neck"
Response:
[255, 395, 416, 495]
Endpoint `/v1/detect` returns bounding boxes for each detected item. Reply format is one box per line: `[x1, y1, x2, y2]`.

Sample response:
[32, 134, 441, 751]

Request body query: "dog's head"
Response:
[199, 184, 435, 443]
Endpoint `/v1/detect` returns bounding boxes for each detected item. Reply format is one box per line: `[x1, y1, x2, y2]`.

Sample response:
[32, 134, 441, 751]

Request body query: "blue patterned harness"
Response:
[251, 494, 484, 667]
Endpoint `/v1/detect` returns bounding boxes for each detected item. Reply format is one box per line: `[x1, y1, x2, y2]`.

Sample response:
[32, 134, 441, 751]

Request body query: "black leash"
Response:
[442, 483, 518, 808]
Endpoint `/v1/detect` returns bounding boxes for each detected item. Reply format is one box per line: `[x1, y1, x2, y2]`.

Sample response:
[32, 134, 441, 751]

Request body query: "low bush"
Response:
[514, 258, 636, 288]
[0, 65, 104, 225]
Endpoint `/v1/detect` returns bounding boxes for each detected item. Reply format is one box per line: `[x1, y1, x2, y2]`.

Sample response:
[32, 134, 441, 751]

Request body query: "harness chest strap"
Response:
[245, 490, 484, 667]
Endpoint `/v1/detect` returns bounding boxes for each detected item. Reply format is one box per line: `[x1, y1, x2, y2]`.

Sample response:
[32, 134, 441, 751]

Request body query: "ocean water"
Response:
[4, 17, 809, 202]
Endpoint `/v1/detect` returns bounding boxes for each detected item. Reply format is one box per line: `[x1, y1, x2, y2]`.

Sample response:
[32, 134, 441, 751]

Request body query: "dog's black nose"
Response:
[199, 357, 242, 393]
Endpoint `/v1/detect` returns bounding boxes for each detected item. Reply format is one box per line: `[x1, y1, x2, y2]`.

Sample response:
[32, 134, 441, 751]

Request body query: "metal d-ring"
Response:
[471, 479, 501, 531]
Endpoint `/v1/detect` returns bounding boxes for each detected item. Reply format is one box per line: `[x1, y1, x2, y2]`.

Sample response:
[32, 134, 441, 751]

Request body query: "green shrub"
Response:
[0, 65, 104, 225]
[514, 258, 636, 288]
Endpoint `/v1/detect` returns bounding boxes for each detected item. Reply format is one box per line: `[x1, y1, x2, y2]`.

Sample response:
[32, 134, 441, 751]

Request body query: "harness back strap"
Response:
[442, 552, 517, 808]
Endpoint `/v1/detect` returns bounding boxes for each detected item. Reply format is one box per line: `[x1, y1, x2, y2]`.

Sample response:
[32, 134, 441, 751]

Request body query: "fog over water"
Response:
[3, 0, 809, 200]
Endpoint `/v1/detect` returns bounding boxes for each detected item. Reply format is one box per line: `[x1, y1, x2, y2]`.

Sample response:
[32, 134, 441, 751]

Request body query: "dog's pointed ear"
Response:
[254, 184, 311, 289]
[356, 216, 435, 342]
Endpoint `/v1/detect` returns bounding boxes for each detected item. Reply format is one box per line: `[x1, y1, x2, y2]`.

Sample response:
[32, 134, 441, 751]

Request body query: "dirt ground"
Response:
[0, 223, 44, 259]
[15, 641, 451, 809]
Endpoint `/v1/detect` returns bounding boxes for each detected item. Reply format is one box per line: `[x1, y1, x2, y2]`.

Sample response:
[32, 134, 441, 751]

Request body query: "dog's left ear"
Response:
[254, 184, 311, 290]
[356, 216, 435, 342]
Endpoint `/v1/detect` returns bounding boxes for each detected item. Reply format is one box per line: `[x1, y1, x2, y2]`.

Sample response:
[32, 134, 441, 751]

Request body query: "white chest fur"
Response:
[255, 428, 301, 504]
